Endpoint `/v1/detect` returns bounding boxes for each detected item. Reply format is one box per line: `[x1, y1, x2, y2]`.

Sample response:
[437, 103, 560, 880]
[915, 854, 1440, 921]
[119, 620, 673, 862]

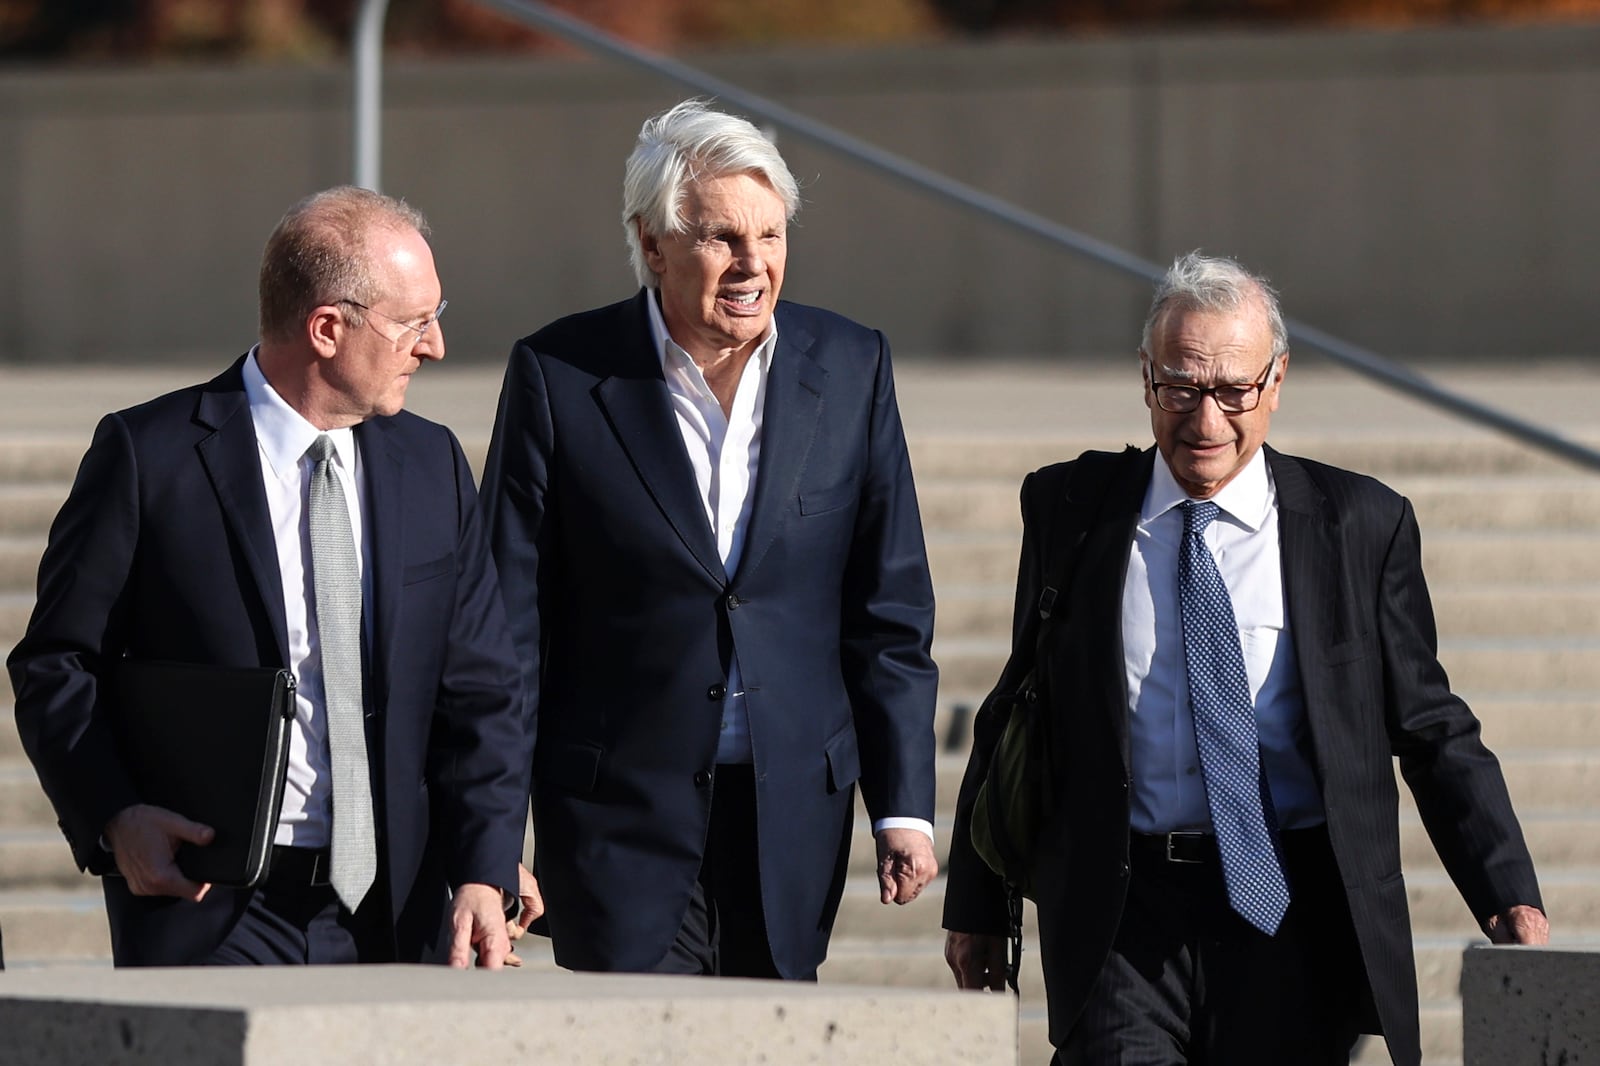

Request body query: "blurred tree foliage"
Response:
[1, 0, 1596, 61]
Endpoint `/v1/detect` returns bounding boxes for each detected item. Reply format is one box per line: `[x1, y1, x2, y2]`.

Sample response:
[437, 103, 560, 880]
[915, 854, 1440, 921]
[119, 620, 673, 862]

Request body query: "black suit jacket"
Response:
[944, 446, 1541, 1066]
[481, 291, 939, 978]
[7, 357, 530, 965]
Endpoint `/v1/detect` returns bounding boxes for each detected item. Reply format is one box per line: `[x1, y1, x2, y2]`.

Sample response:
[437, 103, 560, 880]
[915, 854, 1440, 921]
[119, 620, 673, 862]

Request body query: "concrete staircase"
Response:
[3, 362, 1599, 1066]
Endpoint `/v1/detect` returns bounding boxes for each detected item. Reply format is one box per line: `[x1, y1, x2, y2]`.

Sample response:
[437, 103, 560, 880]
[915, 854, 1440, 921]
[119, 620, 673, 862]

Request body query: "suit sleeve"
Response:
[478, 341, 553, 800]
[1379, 496, 1543, 922]
[839, 334, 939, 825]
[943, 469, 1046, 935]
[423, 429, 531, 895]
[6, 414, 142, 872]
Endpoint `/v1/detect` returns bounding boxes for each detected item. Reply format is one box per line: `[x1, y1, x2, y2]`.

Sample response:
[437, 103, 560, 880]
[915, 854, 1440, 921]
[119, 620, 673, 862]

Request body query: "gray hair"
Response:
[1140, 252, 1289, 371]
[621, 99, 801, 289]
[258, 185, 430, 343]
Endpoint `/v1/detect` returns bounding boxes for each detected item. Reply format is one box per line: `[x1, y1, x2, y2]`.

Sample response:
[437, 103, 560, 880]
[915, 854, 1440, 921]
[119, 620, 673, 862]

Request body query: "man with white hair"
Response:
[943, 252, 1547, 1065]
[483, 100, 939, 979]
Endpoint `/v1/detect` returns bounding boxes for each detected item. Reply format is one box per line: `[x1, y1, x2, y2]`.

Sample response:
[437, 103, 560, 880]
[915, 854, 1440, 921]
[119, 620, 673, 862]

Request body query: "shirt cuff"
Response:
[871, 817, 935, 846]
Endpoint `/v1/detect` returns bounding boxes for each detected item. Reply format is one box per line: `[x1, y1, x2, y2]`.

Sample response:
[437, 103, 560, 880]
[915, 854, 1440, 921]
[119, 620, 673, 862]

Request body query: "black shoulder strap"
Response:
[1034, 445, 1141, 632]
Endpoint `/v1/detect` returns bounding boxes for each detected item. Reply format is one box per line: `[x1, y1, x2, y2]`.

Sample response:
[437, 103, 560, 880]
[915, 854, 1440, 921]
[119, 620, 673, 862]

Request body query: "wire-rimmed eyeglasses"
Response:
[339, 298, 447, 349]
[1148, 354, 1278, 414]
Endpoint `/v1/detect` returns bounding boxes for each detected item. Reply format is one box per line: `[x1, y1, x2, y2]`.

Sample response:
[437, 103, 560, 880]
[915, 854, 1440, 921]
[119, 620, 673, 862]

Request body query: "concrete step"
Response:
[907, 436, 1583, 483]
[0, 827, 78, 890]
[929, 580, 1600, 643]
[928, 530, 1600, 598]
[916, 477, 1600, 537]
[0, 888, 110, 963]
[929, 636, 1600, 696]
[0, 536, 43, 595]
[0, 483, 68, 537]
[0, 438, 90, 484]
[829, 867, 1600, 945]
[0, 763, 55, 828]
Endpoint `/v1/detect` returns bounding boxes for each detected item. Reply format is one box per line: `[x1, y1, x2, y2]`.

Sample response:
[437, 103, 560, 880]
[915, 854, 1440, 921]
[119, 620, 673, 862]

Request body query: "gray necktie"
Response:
[306, 434, 377, 911]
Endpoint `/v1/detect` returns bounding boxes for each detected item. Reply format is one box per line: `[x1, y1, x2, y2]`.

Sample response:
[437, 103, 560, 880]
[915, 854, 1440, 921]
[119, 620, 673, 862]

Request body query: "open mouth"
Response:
[720, 289, 763, 311]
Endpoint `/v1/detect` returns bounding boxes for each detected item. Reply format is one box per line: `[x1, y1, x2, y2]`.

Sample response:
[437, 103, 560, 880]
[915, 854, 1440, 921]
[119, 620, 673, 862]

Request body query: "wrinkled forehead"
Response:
[1146, 304, 1276, 383]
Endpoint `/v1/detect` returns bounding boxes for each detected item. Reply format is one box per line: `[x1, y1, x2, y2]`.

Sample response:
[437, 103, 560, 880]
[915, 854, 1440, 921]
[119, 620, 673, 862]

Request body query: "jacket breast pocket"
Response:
[402, 553, 454, 586]
[800, 481, 856, 517]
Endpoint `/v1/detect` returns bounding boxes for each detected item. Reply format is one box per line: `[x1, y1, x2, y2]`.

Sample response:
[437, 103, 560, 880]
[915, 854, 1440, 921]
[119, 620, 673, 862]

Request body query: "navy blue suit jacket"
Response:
[7, 357, 529, 966]
[481, 292, 939, 978]
[943, 446, 1542, 1066]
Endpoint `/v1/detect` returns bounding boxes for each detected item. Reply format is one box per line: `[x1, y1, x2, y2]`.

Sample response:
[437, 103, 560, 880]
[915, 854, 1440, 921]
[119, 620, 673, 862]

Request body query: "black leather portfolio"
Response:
[111, 659, 297, 887]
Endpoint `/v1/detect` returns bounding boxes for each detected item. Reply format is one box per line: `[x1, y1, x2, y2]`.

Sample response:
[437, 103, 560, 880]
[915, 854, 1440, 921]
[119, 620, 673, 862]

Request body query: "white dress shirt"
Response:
[1120, 448, 1323, 834]
[645, 293, 931, 843]
[243, 351, 366, 848]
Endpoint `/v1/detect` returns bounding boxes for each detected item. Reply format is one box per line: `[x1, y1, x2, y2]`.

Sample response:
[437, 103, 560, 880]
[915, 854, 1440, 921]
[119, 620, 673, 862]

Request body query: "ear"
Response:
[307, 305, 343, 360]
[1266, 350, 1289, 412]
[1139, 349, 1155, 411]
[637, 219, 667, 277]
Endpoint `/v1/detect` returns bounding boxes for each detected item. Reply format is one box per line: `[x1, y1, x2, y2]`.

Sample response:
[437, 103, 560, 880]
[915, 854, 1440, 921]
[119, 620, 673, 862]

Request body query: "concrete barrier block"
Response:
[0, 964, 1019, 1066]
[1462, 945, 1600, 1065]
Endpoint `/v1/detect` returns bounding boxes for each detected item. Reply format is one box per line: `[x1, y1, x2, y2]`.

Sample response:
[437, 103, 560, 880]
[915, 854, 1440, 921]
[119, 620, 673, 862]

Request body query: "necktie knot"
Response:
[1182, 499, 1220, 536]
[307, 434, 337, 466]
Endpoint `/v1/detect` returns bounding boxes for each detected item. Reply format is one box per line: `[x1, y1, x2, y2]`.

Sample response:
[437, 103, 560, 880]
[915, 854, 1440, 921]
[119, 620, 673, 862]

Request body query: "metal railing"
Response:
[350, 0, 1600, 473]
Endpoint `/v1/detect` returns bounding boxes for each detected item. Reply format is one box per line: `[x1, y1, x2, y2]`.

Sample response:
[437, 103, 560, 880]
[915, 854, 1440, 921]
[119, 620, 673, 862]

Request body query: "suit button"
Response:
[1120, 862, 1130, 877]
[725, 593, 742, 610]
[694, 770, 712, 788]
[708, 683, 727, 700]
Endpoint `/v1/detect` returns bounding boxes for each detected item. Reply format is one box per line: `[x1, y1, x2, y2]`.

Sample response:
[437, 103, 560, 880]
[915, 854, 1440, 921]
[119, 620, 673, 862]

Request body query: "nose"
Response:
[415, 323, 444, 362]
[730, 240, 764, 276]
[1188, 392, 1229, 431]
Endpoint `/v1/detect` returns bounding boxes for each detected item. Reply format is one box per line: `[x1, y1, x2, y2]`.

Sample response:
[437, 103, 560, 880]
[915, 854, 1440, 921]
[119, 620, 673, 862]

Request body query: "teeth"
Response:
[726, 291, 759, 305]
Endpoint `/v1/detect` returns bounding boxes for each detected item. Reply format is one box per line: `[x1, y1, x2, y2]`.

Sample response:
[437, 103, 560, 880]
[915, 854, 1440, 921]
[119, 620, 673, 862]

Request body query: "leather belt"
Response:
[268, 845, 333, 887]
[1131, 831, 1217, 865]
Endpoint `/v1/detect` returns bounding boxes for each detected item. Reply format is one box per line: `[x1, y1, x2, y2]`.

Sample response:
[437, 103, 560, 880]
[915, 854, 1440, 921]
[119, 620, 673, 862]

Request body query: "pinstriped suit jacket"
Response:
[944, 444, 1541, 1066]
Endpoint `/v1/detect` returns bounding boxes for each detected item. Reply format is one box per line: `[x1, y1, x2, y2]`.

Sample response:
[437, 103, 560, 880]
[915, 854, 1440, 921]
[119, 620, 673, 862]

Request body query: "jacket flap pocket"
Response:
[800, 482, 856, 516]
[539, 740, 603, 794]
[402, 553, 454, 586]
[824, 723, 861, 793]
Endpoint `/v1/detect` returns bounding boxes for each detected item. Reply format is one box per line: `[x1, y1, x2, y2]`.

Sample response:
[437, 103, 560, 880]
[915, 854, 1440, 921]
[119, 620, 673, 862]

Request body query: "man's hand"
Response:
[945, 931, 1007, 991]
[876, 827, 938, 905]
[1485, 904, 1550, 945]
[103, 804, 214, 901]
[504, 862, 545, 967]
[448, 882, 513, 969]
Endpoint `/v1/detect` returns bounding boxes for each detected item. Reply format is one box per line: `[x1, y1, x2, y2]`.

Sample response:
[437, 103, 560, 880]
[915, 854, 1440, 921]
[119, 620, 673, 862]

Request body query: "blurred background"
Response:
[0, 0, 1595, 365]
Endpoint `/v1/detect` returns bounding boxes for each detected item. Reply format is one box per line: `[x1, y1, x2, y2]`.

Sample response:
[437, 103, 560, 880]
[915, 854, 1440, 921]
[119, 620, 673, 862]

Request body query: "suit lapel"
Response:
[734, 311, 826, 583]
[594, 295, 726, 584]
[193, 360, 289, 664]
[1269, 447, 1350, 746]
[355, 418, 402, 713]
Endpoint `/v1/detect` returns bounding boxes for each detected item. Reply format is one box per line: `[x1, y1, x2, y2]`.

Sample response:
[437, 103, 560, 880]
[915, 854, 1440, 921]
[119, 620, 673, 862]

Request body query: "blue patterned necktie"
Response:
[1179, 500, 1291, 935]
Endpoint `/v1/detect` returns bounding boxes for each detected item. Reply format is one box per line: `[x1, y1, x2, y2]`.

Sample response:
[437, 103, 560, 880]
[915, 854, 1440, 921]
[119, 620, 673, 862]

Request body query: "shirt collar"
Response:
[243, 349, 357, 481]
[1143, 446, 1274, 532]
[645, 287, 778, 383]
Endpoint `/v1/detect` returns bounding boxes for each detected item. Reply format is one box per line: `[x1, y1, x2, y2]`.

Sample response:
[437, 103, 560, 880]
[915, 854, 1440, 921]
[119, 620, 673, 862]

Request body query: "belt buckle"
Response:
[1166, 833, 1204, 864]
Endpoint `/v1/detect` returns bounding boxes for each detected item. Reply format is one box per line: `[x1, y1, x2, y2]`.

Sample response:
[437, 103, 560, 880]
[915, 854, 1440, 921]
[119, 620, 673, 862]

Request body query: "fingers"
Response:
[1487, 904, 1550, 945]
[104, 804, 215, 900]
[944, 932, 1008, 991]
[516, 862, 545, 931]
[875, 828, 939, 905]
[449, 883, 515, 969]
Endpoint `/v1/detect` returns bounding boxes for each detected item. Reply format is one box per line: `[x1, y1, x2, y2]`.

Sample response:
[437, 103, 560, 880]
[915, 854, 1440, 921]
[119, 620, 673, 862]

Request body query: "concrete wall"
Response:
[0, 22, 1596, 366]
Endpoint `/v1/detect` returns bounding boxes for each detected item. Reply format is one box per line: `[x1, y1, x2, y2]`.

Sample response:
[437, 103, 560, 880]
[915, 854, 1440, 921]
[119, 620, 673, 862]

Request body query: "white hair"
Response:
[1141, 252, 1290, 375]
[620, 99, 801, 289]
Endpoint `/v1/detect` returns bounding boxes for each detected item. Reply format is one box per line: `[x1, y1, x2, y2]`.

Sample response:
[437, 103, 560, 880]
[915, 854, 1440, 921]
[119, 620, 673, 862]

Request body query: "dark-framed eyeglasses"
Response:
[338, 298, 447, 350]
[1148, 355, 1278, 414]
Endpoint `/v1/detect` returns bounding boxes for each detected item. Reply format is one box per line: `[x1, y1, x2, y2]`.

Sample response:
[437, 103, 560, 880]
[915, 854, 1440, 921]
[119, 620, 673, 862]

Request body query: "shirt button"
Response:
[694, 770, 712, 788]
[707, 683, 727, 700]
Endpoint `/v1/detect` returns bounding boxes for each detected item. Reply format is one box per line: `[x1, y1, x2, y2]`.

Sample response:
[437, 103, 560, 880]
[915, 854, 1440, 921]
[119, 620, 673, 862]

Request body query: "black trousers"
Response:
[653, 764, 786, 979]
[1055, 827, 1365, 1066]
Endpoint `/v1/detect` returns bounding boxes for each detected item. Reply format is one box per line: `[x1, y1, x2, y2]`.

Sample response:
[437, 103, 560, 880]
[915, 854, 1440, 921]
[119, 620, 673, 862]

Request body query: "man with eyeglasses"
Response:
[9, 186, 530, 969]
[942, 252, 1547, 1065]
